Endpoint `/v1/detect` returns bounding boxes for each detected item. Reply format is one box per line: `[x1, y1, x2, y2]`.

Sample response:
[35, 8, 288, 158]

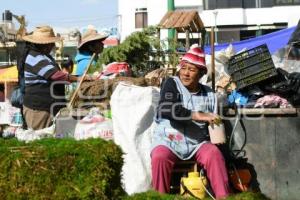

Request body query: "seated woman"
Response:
[151, 46, 230, 199]
[60, 55, 76, 101]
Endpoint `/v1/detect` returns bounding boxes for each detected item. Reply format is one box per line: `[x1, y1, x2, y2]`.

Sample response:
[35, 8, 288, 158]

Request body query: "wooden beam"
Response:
[200, 29, 206, 49]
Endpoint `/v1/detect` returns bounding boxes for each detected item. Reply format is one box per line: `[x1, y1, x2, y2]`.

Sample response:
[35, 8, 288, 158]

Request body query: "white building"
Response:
[118, 0, 300, 44]
[118, 0, 202, 42]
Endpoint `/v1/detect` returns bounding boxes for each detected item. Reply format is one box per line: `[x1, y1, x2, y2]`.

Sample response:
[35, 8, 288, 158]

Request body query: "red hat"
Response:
[180, 46, 207, 74]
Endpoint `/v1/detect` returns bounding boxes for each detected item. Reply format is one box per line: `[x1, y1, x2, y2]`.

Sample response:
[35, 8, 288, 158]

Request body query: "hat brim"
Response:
[77, 34, 109, 49]
[22, 35, 62, 44]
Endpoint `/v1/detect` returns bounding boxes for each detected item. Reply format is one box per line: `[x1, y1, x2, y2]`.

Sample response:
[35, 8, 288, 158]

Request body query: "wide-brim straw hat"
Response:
[22, 25, 62, 44]
[78, 29, 108, 49]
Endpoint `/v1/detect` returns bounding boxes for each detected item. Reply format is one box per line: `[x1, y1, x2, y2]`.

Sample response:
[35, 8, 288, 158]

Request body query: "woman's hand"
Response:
[192, 112, 220, 124]
[83, 75, 94, 81]
[75, 75, 96, 82]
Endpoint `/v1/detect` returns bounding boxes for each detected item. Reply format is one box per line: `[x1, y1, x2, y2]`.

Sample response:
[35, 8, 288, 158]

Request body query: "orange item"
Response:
[229, 168, 251, 192]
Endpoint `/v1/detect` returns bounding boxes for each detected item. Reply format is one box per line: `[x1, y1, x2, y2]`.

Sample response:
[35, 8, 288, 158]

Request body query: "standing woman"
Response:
[151, 46, 230, 199]
[61, 55, 74, 74]
[22, 26, 81, 130]
[75, 28, 108, 76]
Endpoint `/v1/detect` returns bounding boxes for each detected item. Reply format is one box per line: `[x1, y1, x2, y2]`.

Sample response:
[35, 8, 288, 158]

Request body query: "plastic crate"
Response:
[235, 68, 278, 90]
[228, 51, 271, 74]
[231, 59, 274, 81]
[228, 44, 277, 89]
[228, 44, 269, 66]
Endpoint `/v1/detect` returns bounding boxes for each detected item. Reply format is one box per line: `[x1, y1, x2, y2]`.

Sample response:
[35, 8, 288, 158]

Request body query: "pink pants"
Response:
[151, 143, 230, 199]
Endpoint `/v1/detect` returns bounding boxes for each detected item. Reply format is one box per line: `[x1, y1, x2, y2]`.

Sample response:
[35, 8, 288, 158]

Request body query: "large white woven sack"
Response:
[110, 83, 159, 195]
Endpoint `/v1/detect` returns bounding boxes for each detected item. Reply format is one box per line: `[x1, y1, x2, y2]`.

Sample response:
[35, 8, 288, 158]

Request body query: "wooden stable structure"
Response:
[158, 10, 206, 49]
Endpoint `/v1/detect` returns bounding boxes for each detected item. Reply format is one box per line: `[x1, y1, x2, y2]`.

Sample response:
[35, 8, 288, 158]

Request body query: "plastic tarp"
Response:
[0, 66, 18, 82]
[288, 20, 300, 45]
[205, 26, 296, 55]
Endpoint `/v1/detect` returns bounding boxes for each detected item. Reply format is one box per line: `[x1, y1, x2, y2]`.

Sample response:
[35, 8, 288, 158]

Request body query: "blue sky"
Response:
[1, 0, 118, 32]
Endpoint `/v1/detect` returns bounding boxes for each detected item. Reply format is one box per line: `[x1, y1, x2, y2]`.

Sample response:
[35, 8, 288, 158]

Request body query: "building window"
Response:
[203, 0, 216, 10]
[275, 0, 300, 5]
[243, 0, 256, 8]
[203, 0, 282, 9]
[135, 8, 148, 29]
[261, 0, 274, 7]
[176, 6, 202, 11]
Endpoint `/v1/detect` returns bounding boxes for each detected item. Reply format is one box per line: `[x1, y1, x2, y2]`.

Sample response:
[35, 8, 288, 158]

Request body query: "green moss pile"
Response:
[124, 190, 270, 200]
[0, 138, 125, 200]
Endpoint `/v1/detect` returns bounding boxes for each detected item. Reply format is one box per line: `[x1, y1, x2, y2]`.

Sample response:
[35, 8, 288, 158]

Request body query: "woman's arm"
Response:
[50, 71, 80, 82]
[50, 71, 94, 82]
[158, 78, 219, 124]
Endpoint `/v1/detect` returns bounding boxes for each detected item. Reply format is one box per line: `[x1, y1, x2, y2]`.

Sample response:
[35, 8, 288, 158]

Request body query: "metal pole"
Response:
[210, 27, 215, 92]
[117, 14, 122, 41]
[213, 10, 218, 45]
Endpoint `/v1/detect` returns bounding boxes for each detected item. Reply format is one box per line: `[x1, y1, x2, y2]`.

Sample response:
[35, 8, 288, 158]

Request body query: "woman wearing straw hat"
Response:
[22, 26, 82, 130]
[75, 28, 108, 76]
[151, 46, 230, 199]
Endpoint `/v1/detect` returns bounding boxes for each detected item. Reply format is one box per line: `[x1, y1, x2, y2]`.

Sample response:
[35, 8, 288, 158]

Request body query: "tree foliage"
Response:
[98, 26, 182, 77]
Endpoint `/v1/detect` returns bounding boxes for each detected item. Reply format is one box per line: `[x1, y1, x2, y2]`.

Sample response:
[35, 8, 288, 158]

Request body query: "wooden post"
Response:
[200, 29, 206, 49]
[199, 32, 202, 48]
[157, 28, 161, 50]
[185, 29, 190, 50]
[210, 27, 215, 92]
[157, 27, 161, 62]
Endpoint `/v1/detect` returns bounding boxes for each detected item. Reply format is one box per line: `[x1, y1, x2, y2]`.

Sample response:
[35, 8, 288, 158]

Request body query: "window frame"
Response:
[135, 8, 148, 29]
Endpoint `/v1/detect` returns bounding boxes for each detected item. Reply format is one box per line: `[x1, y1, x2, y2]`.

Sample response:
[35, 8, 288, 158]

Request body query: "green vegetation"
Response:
[0, 138, 125, 200]
[123, 190, 197, 200]
[0, 138, 270, 200]
[124, 191, 270, 200]
[95, 26, 183, 77]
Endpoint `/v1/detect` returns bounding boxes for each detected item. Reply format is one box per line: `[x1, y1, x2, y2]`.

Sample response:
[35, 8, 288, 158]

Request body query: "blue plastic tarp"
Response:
[204, 26, 296, 55]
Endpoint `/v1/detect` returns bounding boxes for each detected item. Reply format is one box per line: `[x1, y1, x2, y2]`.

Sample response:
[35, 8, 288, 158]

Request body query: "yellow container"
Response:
[180, 172, 207, 199]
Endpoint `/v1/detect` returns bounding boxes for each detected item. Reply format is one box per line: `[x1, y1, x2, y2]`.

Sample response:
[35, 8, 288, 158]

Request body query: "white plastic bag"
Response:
[15, 124, 55, 142]
[110, 83, 159, 195]
[74, 108, 113, 140]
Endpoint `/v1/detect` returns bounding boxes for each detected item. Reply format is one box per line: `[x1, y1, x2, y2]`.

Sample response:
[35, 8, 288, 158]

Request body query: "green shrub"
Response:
[0, 138, 125, 200]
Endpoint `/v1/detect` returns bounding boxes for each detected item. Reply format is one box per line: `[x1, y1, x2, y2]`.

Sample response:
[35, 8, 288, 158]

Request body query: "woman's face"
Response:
[89, 40, 104, 54]
[179, 62, 202, 88]
[62, 65, 73, 74]
[45, 43, 55, 54]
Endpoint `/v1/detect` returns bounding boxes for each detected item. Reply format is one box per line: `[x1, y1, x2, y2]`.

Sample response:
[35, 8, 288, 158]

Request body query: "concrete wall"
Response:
[224, 113, 300, 200]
